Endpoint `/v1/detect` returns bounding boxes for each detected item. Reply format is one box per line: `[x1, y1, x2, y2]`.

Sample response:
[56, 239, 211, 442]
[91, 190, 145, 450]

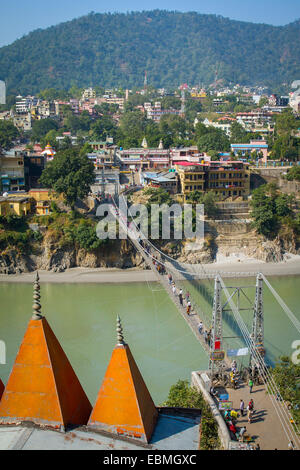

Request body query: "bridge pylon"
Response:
[250, 272, 265, 368]
[209, 276, 226, 381]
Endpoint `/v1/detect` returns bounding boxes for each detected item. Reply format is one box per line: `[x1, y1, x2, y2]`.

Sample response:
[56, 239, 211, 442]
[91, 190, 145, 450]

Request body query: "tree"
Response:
[161, 379, 220, 450]
[31, 118, 59, 142]
[160, 96, 181, 110]
[184, 99, 202, 122]
[271, 356, 300, 424]
[258, 96, 269, 108]
[117, 110, 148, 148]
[285, 166, 300, 182]
[250, 185, 278, 237]
[197, 129, 230, 153]
[161, 379, 205, 408]
[230, 121, 249, 143]
[187, 191, 218, 218]
[0, 120, 19, 149]
[90, 115, 117, 141]
[250, 184, 295, 238]
[39, 148, 95, 209]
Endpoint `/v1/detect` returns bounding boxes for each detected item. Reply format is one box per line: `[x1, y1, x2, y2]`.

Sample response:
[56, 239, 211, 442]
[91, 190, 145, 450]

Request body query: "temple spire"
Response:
[116, 315, 125, 345]
[32, 272, 43, 320]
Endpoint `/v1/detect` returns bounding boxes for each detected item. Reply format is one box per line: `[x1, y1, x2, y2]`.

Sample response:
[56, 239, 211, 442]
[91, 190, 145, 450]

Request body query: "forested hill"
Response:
[0, 10, 299, 94]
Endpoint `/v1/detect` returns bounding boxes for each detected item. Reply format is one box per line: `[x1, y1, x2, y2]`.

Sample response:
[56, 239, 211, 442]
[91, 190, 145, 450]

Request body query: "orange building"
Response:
[88, 316, 158, 443]
[0, 273, 92, 430]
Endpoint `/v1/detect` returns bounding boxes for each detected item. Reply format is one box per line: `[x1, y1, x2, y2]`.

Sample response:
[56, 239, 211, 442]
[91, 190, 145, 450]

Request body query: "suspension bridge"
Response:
[104, 192, 300, 450]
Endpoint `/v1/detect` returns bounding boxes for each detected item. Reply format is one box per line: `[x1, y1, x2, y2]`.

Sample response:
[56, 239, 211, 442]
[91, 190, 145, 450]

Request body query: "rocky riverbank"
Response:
[0, 219, 299, 275]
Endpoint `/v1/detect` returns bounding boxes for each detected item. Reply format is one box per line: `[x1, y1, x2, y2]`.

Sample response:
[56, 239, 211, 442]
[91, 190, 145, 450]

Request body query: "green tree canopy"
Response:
[0, 120, 19, 149]
[39, 148, 95, 208]
[250, 184, 295, 238]
[161, 379, 205, 408]
[31, 118, 59, 142]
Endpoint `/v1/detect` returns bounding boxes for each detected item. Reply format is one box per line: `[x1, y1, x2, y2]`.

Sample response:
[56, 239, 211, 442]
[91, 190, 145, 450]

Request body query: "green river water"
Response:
[0, 275, 299, 406]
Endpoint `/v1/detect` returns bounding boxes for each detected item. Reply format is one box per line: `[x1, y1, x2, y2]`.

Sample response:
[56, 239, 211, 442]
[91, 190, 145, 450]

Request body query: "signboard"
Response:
[210, 351, 225, 361]
[227, 348, 249, 357]
[219, 401, 233, 411]
[255, 343, 265, 356]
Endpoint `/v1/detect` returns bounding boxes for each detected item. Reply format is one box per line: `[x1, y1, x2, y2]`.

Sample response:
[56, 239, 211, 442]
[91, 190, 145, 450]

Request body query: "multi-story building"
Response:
[24, 151, 45, 190]
[0, 149, 25, 192]
[13, 112, 32, 132]
[170, 146, 208, 166]
[0, 80, 6, 105]
[82, 88, 96, 100]
[231, 140, 268, 161]
[117, 148, 171, 171]
[15, 95, 38, 114]
[175, 160, 250, 201]
[202, 118, 232, 137]
[144, 102, 182, 122]
[236, 111, 274, 130]
[95, 96, 125, 111]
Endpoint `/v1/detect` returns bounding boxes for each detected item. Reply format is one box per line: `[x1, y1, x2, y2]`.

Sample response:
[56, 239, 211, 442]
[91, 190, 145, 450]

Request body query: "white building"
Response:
[0, 80, 6, 105]
[202, 118, 231, 137]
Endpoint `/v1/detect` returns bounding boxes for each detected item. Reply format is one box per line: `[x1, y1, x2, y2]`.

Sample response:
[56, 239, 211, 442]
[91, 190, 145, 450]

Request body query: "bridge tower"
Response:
[250, 272, 265, 366]
[209, 276, 226, 380]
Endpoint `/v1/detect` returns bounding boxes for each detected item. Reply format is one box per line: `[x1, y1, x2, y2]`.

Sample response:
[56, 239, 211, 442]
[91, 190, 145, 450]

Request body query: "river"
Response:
[0, 275, 299, 405]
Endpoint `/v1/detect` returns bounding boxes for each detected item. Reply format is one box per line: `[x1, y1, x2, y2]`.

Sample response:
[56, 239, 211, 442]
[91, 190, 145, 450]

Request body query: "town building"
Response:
[95, 95, 125, 111]
[0, 149, 25, 192]
[170, 147, 210, 166]
[28, 189, 56, 215]
[41, 143, 56, 162]
[55, 133, 78, 147]
[117, 148, 171, 172]
[231, 140, 268, 161]
[236, 111, 274, 131]
[202, 118, 232, 137]
[13, 112, 32, 132]
[175, 160, 250, 201]
[140, 170, 178, 193]
[0, 80, 6, 105]
[15, 95, 39, 114]
[0, 194, 31, 216]
[24, 152, 45, 190]
[144, 101, 182, 122]
[82, 87, 96, 100]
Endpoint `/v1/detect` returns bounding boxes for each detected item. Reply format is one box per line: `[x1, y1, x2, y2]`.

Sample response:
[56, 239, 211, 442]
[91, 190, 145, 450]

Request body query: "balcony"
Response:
[1, 171, 24, 178]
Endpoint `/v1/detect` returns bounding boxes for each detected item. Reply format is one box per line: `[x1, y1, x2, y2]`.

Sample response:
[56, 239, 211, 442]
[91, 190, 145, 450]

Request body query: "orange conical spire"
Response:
[88, 316, 158, 443]
[0, 378, 4, 400]
[0, 273, 92, 430]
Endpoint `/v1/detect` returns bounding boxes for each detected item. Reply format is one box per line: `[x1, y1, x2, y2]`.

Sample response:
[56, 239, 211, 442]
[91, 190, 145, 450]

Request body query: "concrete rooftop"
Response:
[0, 409, 200, 450]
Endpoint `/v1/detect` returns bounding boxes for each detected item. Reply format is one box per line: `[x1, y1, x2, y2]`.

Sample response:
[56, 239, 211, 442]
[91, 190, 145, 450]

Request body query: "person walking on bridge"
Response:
[178, 289, 183, 306]
[239, 399, 245, 417]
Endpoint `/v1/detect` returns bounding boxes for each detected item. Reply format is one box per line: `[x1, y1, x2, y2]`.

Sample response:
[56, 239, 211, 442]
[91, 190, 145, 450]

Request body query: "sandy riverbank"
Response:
[0, 255, 300, 283]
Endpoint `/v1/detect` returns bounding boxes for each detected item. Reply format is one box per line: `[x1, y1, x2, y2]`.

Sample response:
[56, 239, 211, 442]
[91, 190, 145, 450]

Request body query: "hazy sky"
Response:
[0, 0, 299, 47]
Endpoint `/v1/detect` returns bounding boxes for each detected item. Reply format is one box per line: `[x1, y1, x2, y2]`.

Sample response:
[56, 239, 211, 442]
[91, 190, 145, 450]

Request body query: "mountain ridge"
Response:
[0, 10, 299, 93]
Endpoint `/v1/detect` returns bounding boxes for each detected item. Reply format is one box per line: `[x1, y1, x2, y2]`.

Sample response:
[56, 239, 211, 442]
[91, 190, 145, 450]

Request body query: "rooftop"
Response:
[0, 408, 200, 450]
